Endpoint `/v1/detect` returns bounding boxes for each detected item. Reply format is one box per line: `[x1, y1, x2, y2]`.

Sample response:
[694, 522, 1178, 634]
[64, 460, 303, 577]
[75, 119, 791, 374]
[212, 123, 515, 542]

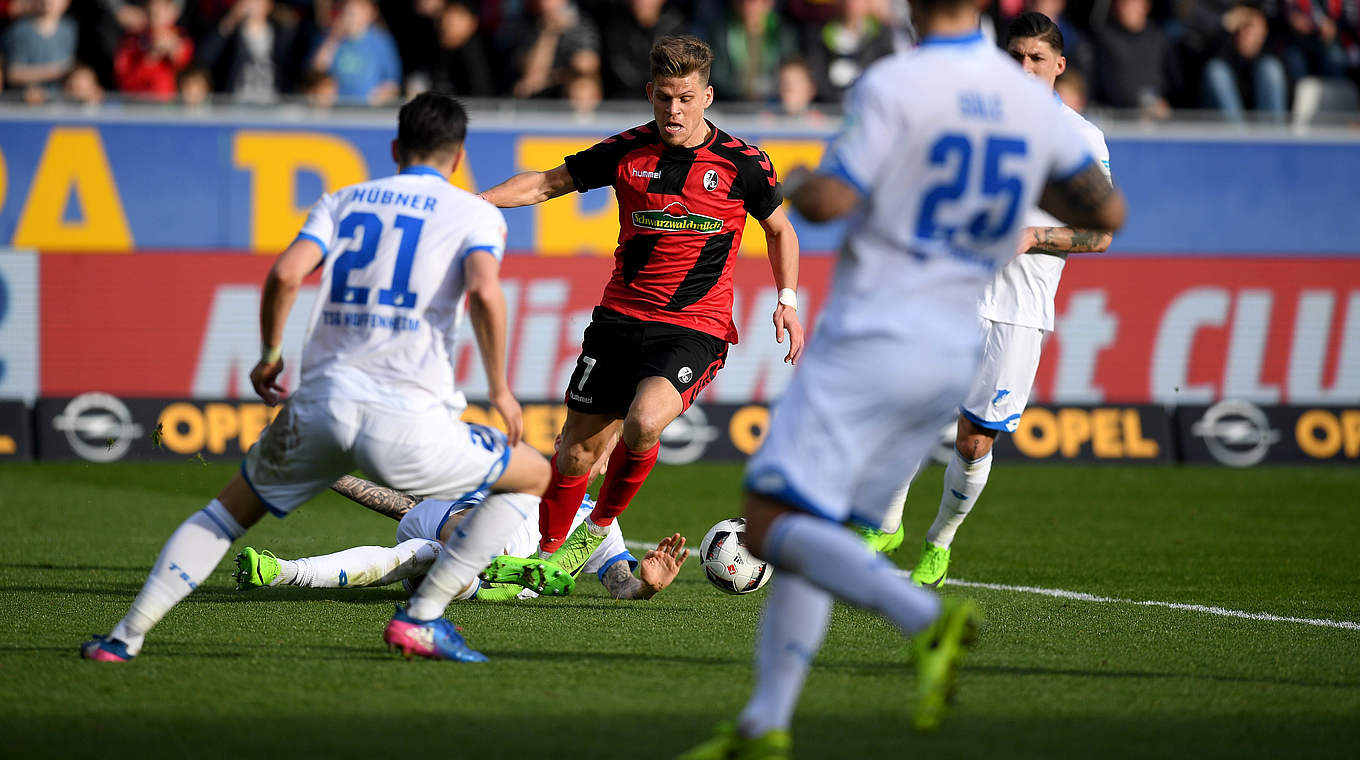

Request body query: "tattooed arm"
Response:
[1037, 162, 1125, 234]
[329, 474, 420, 521]
[1018, 225, 1114, 257]
[599, 533, 690, 600]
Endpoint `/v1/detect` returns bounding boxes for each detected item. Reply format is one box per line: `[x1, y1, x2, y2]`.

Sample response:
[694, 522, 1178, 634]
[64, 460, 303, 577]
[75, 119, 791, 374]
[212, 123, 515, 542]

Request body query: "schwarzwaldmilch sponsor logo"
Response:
[632, 202, 723, 233]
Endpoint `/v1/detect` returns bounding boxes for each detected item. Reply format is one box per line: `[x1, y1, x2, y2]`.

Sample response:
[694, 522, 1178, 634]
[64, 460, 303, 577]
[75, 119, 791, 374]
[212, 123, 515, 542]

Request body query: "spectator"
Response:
[806, 0, 894, 103]
[114, 0, 193, 99]
[709, 0, 796, 102]
[300, 65, 336, 106]
[600, 0, 685, 98]
[564, 68, 600, 115]
[195, 0, 296, 102]
[427, 0, 494, 97]
[3, 0, 78, 98]
[1094, 0, 1175, 118]
[308, 0, 401, 104]
[177, 61, 209, 105]
[509, 0, 600, 99]
[1055, 66, 1088, 111]
[63, 61, 104, 103]
[773, 56, 825, 122]
[1202, 4, 1286, 121]
[1278, 0, 1348, 83]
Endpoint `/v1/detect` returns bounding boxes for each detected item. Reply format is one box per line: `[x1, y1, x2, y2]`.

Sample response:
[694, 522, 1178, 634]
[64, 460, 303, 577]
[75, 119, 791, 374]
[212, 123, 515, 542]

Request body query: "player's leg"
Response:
[84, 401, 346, 661]
[236, 538, 443, 589]
[590, 327, 726, 529]
[912, 319, 1042, 587]
[81, 474, 265, 662]
[538, 409, 620, 555]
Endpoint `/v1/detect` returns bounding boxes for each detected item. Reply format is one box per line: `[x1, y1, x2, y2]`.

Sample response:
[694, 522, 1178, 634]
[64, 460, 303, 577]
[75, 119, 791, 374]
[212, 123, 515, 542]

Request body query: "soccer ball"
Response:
[698, 518, 772, 595]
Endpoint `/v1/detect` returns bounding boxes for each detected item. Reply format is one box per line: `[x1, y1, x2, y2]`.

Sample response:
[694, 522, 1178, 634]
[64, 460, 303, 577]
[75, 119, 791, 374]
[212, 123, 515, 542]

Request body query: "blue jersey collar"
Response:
[919, 30, 985, 47]
[400, 165, 447, 179]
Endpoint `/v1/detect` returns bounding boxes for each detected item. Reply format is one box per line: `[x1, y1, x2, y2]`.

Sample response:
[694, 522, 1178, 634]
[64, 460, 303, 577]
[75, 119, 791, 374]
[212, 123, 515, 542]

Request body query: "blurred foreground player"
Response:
[866, 13, 1116, 589]
[477, 35, 804, 583]
[681, 0, 1126, 753]
[82, 93, 569, 664]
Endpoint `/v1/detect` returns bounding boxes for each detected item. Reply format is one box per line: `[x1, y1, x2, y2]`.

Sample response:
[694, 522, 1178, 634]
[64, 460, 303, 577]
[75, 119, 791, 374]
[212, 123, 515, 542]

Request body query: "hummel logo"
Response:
[631, 168, 661, 179]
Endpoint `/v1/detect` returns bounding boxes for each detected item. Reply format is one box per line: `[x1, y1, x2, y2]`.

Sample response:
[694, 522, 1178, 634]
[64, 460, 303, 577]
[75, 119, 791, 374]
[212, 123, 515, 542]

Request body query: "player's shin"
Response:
[285, 539, 442, 588]
[406, 492, 536, 620]
[538, 453, 591, 555]
[737, 574, 833, 738]
[926, 450, 992, 549]
[589, 441, 659, 529]
[109, 499, 245, 655]
[761, 511, 941, 636]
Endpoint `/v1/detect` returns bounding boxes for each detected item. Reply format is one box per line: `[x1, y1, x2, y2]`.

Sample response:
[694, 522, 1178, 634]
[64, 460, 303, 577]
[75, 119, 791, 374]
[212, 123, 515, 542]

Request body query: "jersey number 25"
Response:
[916, 133, 1027, 246]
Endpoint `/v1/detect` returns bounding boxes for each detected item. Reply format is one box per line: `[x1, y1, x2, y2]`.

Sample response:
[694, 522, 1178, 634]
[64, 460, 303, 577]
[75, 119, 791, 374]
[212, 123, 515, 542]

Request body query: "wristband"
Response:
[261, 345, 282, 364]
[778, 287, 798, 311]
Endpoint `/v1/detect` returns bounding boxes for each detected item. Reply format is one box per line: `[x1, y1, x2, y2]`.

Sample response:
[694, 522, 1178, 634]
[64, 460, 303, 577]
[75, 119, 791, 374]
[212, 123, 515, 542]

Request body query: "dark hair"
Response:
[650, 35, 714, 84]
[912, 0, 975, 18]
[1007, 11, 1064, 54]
[397, 92, 468, 164]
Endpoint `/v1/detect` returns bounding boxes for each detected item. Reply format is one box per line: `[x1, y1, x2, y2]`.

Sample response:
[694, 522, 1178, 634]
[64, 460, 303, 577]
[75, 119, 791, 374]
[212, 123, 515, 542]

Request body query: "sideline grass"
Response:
[1, 461, 1357, 759]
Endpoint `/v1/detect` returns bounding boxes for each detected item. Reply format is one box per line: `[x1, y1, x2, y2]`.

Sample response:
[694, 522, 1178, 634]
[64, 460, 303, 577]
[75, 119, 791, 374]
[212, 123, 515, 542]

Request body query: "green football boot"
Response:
[478, 555, 575, 596]
[911, 542, 951, 588]
[677, 722, 792, 760]
[912, 597, 982, 732]
[232, 547, 281, 590]
[859, 523, 906, 554]
[473, 582, 525, 602]
[546, 520, 607, 579]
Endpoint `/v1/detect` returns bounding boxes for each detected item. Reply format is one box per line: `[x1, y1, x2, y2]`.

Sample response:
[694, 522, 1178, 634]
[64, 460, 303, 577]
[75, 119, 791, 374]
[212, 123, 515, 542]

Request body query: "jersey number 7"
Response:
[916, 133, 1028, 246]
[330, 211, 425, 310]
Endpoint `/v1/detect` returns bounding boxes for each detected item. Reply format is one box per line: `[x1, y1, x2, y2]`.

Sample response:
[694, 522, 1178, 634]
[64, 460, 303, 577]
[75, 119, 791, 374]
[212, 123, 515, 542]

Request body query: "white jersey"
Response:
[292, 167, 507, 412]
[977, 102, 1111, 331]
[819, 32, 1094, 346]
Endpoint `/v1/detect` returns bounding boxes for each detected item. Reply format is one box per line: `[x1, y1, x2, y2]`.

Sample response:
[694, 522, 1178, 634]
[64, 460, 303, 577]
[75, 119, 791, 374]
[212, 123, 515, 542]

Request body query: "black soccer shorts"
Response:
[564, 307, 728, 417]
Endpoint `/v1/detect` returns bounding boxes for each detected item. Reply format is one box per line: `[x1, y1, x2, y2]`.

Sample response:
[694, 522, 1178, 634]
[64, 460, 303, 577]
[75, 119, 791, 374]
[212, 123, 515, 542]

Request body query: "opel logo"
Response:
[52, 392, 144, 463]
[1191, 399, 1280, 468]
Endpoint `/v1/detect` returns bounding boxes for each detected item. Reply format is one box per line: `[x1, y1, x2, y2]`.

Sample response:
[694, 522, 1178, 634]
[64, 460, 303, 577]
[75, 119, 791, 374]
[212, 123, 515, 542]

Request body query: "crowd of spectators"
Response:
[1, 0, 1356, 120]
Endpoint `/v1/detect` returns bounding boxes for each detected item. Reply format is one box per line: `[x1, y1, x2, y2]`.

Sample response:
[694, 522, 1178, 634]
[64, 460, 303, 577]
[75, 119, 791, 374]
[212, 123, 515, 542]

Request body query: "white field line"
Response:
[629, 540, 1360, 632]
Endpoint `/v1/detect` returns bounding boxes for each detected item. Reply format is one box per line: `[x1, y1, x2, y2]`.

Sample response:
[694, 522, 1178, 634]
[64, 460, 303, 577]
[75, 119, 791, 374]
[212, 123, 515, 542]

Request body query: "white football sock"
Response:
[925, 450, 992, 549]
[284, 540, 442, 588]
[109, 499, 244, 655]
[737, 574, 832, 737]
[406, 492, 536, 621]
[761, 512, 941, 636]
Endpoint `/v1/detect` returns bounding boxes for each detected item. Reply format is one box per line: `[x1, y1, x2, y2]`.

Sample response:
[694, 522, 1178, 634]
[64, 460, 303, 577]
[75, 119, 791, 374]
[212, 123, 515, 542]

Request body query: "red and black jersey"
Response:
[563, 120, 781, 344]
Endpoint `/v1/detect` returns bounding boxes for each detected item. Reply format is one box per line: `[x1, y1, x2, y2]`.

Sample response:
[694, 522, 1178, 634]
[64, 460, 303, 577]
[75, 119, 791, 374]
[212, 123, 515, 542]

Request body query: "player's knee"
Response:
[955, 433, 995, 461]
[556, 441, 598, 477]
[741, 492, 788, 559]
[622, 406, 672, 449]
[517, 444, 551, 492]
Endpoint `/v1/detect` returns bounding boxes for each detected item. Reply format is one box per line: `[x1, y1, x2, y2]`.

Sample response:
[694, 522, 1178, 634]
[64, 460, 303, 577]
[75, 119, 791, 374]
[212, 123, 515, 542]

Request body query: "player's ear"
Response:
[703, 85, 714, 108]
[1055, 55, 1067, 77]
[390, 139, 400, 166]
[645, 81, 654, 102]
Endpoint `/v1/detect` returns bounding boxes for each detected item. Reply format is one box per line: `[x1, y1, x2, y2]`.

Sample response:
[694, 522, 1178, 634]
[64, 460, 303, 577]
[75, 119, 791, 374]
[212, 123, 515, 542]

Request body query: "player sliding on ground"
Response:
[234, 466, 690, 602]
[679, 0, 1127, 753]
[864, 13, 1118, 590]
[475, 35, 804, 586]
[82, 93, 571, 665]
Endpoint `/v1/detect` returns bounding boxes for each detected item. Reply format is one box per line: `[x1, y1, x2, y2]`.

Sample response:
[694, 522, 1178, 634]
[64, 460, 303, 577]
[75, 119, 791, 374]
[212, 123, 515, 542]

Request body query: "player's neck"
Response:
[680, 120, 713, 150]
[917, 10, 981, 40]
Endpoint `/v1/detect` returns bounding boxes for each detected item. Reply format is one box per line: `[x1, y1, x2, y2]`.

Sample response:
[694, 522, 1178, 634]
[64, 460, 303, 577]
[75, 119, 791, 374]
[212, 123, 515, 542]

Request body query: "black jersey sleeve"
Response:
[733, 145, 783, 221]
[563, 122, 657, 193]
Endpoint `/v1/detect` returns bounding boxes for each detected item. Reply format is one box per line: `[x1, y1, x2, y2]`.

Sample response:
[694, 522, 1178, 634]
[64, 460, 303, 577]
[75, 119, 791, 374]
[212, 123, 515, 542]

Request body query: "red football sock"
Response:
[591, 442, 660, 527]
[538, 453, 591, 554]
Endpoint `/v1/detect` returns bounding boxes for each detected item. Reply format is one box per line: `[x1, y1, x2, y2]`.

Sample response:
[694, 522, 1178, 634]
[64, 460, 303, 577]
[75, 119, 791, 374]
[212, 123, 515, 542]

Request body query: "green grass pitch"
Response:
[1, 461, 1357, 759]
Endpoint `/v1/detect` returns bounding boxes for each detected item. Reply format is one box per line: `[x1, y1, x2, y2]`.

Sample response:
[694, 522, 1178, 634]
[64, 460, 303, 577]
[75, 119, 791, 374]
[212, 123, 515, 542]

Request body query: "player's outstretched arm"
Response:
[785, 167, 861, 223]
[1038, 162, 1127, 234]
[601, 533, 690, 600]
[329, 474, 420, 521]
[479, 164, 575, 208]
[464, 249, 523, 445]
[759, 207, 805, 365]
[253, 237, 324, 405]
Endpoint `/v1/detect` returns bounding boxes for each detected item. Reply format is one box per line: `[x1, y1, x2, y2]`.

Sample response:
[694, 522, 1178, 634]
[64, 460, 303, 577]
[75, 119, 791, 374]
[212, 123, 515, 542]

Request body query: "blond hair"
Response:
[649, 35, 714, 84]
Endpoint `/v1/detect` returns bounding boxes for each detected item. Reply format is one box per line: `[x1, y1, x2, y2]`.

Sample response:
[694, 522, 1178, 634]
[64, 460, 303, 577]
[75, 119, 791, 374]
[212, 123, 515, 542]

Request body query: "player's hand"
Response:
[773, 304, 805, 365]
[490, 386, 524, 447]
[638, 533, 689, 593]
[250, 358, 287, 406]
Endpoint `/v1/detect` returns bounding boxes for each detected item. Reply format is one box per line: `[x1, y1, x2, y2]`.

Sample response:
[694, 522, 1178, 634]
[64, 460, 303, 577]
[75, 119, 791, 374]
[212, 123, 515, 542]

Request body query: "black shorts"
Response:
[564, 307, 728, 417]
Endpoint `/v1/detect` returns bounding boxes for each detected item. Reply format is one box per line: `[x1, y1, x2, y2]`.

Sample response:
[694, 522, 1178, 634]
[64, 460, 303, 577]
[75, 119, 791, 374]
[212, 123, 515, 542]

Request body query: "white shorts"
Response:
[242, 398, 509, 517]
[395, 495, 636, 584]
[745, 325, 978, 528]
[959, 318, 1047, 433]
